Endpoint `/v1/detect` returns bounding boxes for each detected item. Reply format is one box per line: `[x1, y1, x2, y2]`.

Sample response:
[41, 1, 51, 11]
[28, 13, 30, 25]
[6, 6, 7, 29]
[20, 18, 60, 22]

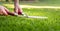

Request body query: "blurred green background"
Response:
[0, 0, 60, 31]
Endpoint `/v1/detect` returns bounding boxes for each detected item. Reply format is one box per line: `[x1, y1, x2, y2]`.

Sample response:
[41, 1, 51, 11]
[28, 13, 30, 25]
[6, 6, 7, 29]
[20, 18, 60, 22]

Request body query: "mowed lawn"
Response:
[0, 7, 60, 31]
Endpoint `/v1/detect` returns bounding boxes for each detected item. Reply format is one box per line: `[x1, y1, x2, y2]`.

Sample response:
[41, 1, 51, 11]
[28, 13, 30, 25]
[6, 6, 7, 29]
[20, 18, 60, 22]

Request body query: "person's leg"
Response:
[14, 0, 23, 15]
[4, 7, 15, 16]
[0, 6, 8, 15]
[14, 7, 18, 14]
[14, 0, 28, 17]
[18, 6, 23, 15]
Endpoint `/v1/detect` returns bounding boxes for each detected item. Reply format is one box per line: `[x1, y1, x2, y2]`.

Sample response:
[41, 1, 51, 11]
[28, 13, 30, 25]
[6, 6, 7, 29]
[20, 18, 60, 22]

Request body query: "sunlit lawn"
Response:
[0, 7, 60, 31]
[0, 2, 60, 31]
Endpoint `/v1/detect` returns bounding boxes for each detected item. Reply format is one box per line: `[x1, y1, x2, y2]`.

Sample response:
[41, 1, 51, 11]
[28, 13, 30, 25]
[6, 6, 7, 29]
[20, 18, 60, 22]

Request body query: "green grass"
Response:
[0, 8, 60, 31]
[0, 1, 60, 31]
[20, 2, 60, 6]
[1, 1, 60, 6]
[19, 0, 60, 6]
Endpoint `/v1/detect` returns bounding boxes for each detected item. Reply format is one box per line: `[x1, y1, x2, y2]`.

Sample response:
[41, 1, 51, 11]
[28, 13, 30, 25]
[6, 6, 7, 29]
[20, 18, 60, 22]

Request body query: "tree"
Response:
[35, 0, 39, 2]
[0, 0, 5, 2]
[6, 0, 11, 2]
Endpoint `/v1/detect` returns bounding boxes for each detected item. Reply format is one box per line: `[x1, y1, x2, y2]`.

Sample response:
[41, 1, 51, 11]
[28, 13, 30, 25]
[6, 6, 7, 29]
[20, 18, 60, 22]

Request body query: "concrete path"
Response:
[4, 4, 60, 8]
[20, 5, 60, 8]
